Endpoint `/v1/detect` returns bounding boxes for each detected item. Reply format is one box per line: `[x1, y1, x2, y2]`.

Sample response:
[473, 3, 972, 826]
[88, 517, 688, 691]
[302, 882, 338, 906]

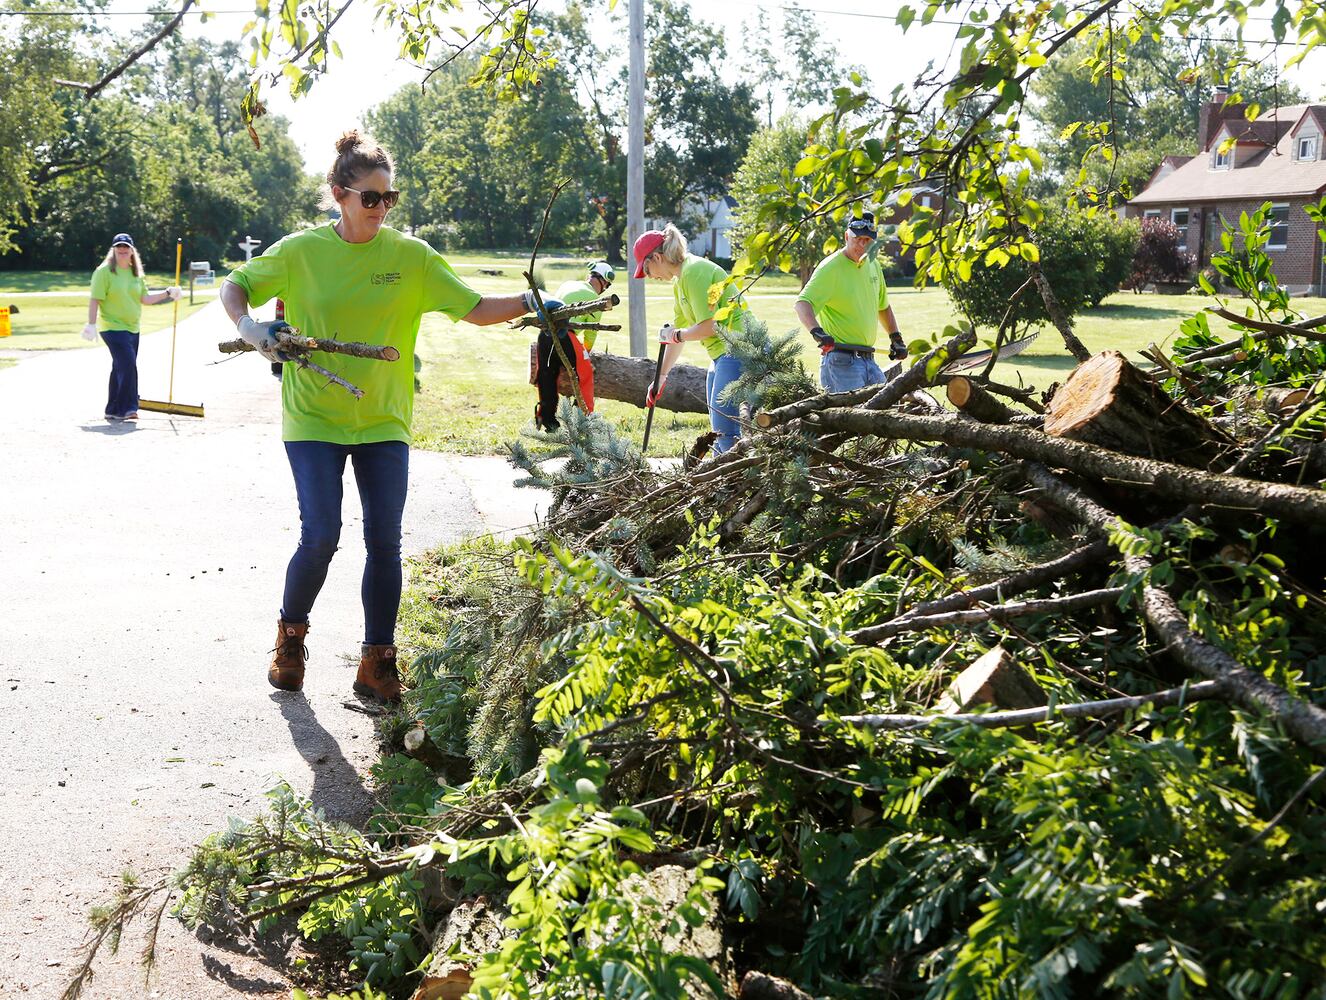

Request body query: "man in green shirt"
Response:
[794, 212, 907, 393]
[553, 260, 614, 351]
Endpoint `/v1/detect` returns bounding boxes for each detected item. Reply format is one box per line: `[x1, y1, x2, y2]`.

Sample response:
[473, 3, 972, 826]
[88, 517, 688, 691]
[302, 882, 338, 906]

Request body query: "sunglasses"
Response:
[342, 186, 400, 210]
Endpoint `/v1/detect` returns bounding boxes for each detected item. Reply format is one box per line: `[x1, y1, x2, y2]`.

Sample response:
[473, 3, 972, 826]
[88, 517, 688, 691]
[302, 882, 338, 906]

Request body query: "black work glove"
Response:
[810, 325, 836, 356]
[888, 332, 908, 361]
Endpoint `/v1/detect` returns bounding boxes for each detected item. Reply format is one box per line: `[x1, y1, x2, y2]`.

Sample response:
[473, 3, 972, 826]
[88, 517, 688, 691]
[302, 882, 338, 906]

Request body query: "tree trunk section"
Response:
[574, 352, 708, 414]
[948, 375, 1016, 424]
[1044, 351, 1232, 468]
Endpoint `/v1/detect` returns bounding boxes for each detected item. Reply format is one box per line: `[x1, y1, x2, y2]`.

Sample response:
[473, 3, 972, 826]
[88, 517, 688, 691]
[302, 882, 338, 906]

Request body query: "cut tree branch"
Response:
[1024, 463, 1326, 756]
[804, 409, 1326, 525]
[57, 0, 196, 99]
[839, 680, 1224, 730]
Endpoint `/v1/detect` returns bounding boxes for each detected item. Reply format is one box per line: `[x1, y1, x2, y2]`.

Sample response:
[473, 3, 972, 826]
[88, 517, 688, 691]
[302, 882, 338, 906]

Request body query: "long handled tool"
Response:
[641, 342, 667, 453]
[139, 238, 205, 418]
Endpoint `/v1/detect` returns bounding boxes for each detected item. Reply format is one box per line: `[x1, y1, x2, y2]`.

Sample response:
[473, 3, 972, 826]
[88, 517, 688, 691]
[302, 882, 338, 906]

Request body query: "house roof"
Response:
[1129, 104, 1326, 204]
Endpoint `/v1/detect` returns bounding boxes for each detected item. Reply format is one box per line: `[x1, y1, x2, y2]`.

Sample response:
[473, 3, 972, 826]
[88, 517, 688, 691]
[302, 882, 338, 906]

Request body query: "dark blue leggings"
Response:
[100, 329, 139, 417]
[281, 440, 409, 645]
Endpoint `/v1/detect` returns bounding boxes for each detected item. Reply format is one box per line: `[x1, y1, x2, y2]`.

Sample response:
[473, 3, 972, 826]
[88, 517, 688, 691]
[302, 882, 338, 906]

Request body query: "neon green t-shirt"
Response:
[673, 254, 744, 362]
[796, 251, 891, 348]
[226, 223, 482, 445]
[554, 279, 602, 351]
[90, 264, 148, 334]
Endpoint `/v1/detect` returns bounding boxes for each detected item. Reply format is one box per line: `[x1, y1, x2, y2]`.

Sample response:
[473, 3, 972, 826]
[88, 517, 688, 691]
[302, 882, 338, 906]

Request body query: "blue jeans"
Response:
[820, 349, 890, 394]
[707, 353, 743, 455]
[100, 329, 139, 417]
[282, 440, 409, 645]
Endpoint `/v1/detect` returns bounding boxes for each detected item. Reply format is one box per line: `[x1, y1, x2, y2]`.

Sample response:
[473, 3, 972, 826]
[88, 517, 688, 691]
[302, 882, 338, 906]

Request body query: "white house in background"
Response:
[644, 195, 740, 259]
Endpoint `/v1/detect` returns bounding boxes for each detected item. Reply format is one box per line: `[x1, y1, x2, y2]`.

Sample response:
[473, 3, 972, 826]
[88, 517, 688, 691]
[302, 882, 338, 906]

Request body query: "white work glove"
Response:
[237, 316, 291, 363]
[658, 323, 683, 345]
[166, 286, 182, 301]
[81, 323, 99, 342]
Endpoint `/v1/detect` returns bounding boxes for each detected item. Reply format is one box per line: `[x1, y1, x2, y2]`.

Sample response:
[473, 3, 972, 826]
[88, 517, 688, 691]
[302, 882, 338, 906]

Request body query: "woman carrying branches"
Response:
[220, 130, 544, 702]
[81, 232, 181, 422]
[633, 224, 752, 455]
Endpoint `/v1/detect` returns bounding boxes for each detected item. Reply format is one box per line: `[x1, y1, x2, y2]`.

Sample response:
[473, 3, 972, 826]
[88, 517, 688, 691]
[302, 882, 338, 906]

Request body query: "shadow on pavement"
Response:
[201, 953, 286, 995]
[80, 421, 138, 434]
[270, 691, 374, 824]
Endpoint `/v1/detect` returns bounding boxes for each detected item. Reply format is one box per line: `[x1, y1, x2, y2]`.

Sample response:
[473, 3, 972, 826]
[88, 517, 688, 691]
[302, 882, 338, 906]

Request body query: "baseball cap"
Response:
[632, 230, 666, 278]
[846, 213, 877, 239]
[588, 260, 615, 286]
[111, 233, 135, 247]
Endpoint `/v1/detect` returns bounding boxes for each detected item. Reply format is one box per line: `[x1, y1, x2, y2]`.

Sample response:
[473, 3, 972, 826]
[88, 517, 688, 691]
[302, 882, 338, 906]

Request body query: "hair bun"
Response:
[335, 130, 363, 155]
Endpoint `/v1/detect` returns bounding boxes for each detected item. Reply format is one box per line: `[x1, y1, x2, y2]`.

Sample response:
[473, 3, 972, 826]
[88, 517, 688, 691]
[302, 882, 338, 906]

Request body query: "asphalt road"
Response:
[0, 302, 542, 998]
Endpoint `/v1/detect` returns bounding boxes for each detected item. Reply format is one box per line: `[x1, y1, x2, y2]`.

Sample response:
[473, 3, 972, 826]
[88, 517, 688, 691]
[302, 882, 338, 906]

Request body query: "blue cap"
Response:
[111, 233, 134, 247]
[846, 212, 877, 239]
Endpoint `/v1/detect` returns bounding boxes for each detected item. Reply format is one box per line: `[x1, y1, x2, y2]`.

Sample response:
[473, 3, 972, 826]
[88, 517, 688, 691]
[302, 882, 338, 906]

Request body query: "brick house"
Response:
[1125, 91, 1326, 295]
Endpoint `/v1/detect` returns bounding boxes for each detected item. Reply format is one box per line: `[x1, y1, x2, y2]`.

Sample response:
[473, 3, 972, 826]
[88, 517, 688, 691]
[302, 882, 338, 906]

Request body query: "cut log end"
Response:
[1044, 350, 1231, 468]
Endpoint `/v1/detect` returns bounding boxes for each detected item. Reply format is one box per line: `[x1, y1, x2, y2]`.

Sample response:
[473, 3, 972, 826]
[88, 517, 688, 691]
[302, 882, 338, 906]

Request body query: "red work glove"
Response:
[810, 325, 835, 355]
[646, 376, 668, 408]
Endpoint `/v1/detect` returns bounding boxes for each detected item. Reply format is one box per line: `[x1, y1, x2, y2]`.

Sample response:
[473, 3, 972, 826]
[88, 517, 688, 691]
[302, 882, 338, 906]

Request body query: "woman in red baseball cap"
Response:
[633, 223, 750, 455]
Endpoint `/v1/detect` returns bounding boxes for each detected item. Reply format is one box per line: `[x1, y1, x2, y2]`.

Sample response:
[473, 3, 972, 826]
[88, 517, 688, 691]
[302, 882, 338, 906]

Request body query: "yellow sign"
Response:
[0, 306, 10, 338]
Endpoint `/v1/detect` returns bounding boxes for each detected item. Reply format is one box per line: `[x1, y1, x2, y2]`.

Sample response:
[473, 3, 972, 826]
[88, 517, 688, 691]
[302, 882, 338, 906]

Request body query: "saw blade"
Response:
[942, 331, 1040, 373]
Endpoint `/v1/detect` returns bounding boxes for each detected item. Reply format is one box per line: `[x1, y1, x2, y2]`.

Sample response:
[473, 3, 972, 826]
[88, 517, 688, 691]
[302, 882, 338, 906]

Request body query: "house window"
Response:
[1143, 209, 1162, 221]
[1268, 203, 1290, 251]
[1171, 208, 1190, 245]
[1297, 135, 1319, 161]
[1213, 146, 1232, 169]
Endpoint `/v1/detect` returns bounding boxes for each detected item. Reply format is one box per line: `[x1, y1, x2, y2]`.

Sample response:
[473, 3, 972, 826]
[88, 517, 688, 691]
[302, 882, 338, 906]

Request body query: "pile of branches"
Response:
[66, 299, 1326, 998]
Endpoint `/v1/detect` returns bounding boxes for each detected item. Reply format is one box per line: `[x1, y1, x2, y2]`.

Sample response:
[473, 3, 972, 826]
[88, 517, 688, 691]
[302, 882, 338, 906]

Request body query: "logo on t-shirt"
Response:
[371, 272, 401, 286]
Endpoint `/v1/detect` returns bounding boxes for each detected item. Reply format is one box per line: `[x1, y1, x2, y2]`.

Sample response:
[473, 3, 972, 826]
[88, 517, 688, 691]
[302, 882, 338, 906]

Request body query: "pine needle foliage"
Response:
[716, 313, 817, 413]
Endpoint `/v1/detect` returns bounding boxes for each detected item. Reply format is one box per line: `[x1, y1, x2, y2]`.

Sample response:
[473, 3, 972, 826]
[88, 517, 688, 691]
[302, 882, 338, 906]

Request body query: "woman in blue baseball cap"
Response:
[82, 233, 181, 421]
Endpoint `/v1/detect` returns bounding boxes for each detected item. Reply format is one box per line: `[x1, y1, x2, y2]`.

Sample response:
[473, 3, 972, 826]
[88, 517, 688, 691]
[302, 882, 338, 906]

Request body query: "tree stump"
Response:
[936, 646, 1046, 713]
[947, 376, 1016, 424]
[1044, 351, 1232, 468]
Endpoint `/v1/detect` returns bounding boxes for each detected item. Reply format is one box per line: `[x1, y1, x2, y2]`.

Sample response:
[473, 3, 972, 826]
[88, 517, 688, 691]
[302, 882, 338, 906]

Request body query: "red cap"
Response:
[632, 230, 666, 278]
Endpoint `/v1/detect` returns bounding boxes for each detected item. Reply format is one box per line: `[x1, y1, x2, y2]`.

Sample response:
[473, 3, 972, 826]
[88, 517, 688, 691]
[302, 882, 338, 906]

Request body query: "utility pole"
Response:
[626, 0, 646, 358]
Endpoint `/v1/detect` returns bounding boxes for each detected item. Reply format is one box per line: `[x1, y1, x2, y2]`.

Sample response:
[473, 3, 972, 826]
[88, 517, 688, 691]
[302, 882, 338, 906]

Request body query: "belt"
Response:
[830, 344, 875, 357]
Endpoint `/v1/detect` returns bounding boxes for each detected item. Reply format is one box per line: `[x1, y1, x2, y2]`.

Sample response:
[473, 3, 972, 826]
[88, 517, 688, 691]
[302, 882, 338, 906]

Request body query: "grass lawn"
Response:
[412, 250, 1326, 455]
[0, 270, 223, 351]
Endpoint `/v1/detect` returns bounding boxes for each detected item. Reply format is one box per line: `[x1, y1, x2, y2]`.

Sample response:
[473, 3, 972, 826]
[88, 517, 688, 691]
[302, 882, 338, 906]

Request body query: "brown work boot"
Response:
[354, 643, 403, 703]
[269, 618, 309, 691]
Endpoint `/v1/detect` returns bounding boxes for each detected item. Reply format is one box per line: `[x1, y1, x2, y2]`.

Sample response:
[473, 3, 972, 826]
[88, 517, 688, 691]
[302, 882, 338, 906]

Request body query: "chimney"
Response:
[1198, 84, 1238, 153]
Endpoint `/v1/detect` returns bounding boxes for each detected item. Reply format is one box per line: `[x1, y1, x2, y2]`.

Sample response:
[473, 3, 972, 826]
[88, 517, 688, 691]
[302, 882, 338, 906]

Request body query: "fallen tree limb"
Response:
[1207, 307, 1326, 344]
[1024, 462, 1326, 756]
[218, 332, 400, 361]
[803, 409, 1326, 525]
[893, 539, 1113, 621]
[850, 586, 1126, 644]
[510, 293, 620, 328]
[839, 680, 1224, 730]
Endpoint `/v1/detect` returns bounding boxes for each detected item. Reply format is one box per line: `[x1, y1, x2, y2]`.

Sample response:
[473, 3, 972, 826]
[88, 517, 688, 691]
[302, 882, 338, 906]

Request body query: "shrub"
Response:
[944, 210, 1139, 330]
[1127, 217, 1196, 289]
